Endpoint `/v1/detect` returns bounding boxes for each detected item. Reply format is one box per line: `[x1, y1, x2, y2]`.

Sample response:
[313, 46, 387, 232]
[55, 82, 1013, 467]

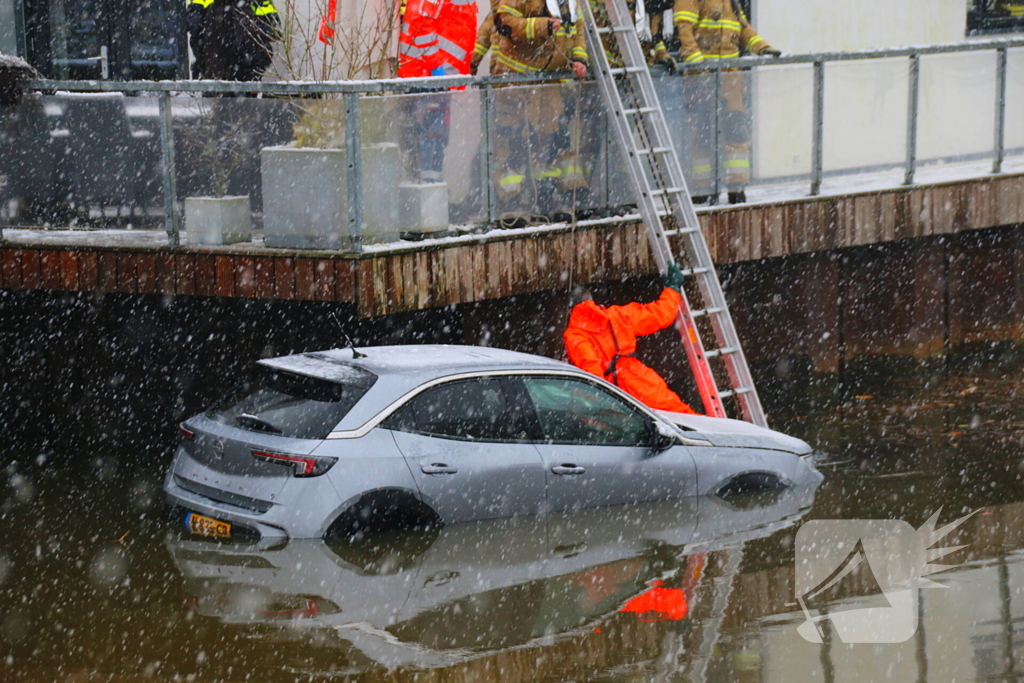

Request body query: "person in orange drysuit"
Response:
[564, 263, 698, 414]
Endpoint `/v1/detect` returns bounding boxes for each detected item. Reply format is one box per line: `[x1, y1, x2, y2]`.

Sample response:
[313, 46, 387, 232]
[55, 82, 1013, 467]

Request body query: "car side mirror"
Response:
[647, 419, 679, 453]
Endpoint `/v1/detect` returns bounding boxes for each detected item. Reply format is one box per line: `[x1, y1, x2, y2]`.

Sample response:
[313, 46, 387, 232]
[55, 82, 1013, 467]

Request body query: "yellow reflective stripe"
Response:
[655, 41, 667, 51]
[674, 10, 698, 23]
[499, 174, 525, 187]
[747, 35, 764, 49]
[571, 46, 588, 60]
[190, 0, 215, 7]
[534, 169, 562, 179]
[1010, 5, 1024, 15]
[252, 1, 277, 15]
[683, 51, 705, 63]
[723, 159, 750, 169]
[697, 19, 740, 31]
[526, 17, 537, 40]
[553, 26, 577, 36]
[474, 42, 489, 56]
[705, 52, 740, 59]
[494, 50, 540, 72]
[497, 4, 523, 17]
[561, 164, 585, 175]
[691, 164, 712, 174]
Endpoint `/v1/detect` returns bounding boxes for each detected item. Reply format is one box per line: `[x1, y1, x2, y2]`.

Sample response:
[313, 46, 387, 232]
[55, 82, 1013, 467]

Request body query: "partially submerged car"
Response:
[164, 345, 821, 540]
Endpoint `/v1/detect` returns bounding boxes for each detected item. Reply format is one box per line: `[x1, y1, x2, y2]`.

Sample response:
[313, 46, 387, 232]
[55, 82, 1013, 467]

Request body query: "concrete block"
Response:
[261, 146, 347, 249]
[184, 196, 251, 246]
[362, 143, 401, 243]
[398, 182, 449, 234]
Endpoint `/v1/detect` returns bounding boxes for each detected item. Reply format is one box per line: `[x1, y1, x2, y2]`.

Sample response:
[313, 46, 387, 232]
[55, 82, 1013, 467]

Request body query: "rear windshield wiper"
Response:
[236, 413, 283, 434]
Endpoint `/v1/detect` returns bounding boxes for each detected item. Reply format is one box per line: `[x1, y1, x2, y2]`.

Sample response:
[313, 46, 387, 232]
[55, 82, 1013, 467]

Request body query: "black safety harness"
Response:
[603, 318, 636, 385]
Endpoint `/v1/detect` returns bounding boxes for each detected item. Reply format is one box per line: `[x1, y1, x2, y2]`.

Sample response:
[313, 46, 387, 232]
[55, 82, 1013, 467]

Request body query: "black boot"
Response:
[728, 191, 747, 204]
[692, 194, 719, 206]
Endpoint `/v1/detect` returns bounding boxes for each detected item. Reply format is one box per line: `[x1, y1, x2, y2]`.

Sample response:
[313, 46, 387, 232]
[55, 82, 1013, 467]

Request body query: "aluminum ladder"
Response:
[580, 0, 767, 426]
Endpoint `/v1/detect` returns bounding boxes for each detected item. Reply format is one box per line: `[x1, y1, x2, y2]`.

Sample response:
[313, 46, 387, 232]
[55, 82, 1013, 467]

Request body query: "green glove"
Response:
[664, 262, 685, 292]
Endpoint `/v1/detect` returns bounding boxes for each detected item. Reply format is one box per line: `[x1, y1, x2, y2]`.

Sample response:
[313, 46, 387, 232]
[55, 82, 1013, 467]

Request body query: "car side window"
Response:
[383, 378, 533, 442]
[521, 377, 651, 446]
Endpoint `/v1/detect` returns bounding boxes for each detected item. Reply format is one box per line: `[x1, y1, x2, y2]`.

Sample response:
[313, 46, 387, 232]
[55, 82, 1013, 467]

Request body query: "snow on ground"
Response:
[3, 153, 1022, 253]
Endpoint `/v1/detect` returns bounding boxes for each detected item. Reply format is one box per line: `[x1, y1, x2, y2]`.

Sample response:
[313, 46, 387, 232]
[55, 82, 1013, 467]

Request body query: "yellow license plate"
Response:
[186, 512, 232, 539]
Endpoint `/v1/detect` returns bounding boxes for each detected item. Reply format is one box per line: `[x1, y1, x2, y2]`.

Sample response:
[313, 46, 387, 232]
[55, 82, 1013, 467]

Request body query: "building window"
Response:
[968, 0, 1024, 35]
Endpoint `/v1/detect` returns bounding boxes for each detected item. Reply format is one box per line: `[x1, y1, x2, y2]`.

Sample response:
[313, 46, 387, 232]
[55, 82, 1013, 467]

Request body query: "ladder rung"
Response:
[705, 346, 738, 359]
[596, 27, 612, 34]
[691, 306, 725, 318]
[609, 66, 646, 75]
[612, 25, 635, 33]
[648, 187, 685, 197]
[718, 387, 754, 399]
[623, 106, 656, 116]
[636, 147, 671, 156]
[663, 227, 700, 236]
[681, 267, 711, 277]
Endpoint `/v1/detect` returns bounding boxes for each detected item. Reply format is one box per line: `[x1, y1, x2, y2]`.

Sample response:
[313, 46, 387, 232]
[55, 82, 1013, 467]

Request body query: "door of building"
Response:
[21, 0, 186, 80]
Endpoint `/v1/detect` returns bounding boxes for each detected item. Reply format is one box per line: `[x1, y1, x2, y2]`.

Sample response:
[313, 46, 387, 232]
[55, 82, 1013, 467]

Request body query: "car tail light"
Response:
[179, 424, 195, 439]
[251, 450, 337, 477]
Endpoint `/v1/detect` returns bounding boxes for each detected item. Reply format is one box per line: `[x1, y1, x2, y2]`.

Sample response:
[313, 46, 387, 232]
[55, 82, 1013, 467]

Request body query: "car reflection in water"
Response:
[167, 481, 819, 670]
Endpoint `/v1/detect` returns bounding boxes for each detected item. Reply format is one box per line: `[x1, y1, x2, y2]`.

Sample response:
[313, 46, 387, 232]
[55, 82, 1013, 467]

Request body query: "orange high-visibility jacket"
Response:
[398, 0, 477, 78]
[564, 288, 698, 414]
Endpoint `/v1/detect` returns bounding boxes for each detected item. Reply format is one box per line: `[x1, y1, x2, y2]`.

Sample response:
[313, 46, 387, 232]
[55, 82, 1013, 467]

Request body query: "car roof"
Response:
[258, 345, 579, 431]
[259, 344, 569, 381]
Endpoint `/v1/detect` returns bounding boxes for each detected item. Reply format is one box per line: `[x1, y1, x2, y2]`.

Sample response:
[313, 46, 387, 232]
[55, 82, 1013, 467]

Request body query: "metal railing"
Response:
[4, 36, 1023, 250]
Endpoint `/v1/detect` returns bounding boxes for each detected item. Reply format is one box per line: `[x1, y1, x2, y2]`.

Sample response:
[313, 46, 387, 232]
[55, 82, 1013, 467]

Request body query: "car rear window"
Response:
[207, 364, 377, 440]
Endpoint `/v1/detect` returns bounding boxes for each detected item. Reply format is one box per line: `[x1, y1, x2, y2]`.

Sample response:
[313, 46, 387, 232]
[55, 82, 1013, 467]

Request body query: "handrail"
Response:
[20, 36, 1024, 95]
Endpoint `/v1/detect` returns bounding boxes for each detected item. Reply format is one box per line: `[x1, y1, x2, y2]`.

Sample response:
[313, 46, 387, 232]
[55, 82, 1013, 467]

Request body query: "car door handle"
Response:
[552, 464, 586, 476]
[421, 463, 458, 475]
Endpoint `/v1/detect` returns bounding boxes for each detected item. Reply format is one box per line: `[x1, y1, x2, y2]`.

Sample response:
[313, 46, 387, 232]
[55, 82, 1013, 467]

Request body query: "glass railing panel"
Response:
[915, 50, 996, 182]
[1004, 47, 1024, 166]
[822, 58, 908, 178]
[174, 95, 306, 248]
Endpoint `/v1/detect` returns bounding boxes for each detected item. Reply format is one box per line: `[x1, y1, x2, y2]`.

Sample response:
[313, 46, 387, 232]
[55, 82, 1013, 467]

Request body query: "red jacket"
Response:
[564, 289, 697, 414]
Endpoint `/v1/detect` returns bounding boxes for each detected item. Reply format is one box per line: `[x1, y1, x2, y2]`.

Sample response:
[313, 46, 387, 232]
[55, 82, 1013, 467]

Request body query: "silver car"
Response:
[163, 344, 821, 540]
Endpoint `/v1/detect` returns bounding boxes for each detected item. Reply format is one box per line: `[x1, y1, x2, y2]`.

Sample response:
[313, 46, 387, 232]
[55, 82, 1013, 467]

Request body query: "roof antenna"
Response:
[329, 310, 366, 358]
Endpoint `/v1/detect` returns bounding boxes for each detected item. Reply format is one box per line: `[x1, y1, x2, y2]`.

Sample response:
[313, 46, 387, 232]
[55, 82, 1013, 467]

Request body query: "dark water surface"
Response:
[3, 292, 1024, 681]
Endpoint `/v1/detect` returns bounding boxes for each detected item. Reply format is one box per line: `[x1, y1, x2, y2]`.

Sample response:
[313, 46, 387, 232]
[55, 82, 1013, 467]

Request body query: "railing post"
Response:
[484, 83, 496, 225]
[994, 47, 1008, 174]
[810, 61, 825, 196]
[344, 91, 363, 254]
[158, 91, 181, 247]
[904, 53, 920, 186]
[712, 63, 722, 200]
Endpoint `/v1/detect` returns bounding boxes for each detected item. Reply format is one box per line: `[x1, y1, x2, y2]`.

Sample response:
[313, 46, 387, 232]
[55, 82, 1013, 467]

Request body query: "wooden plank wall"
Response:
[2, 175, 1022, 318]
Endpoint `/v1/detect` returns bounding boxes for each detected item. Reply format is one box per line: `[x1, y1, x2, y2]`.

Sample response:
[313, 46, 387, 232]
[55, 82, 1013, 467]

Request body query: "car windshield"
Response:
[206, 364, 377, 440]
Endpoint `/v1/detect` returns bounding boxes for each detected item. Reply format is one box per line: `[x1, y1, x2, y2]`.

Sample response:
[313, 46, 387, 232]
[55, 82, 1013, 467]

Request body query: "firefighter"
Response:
[187, 0, 279, 82]
[673, 0, 780, 204]
[490, 0, 588, 225]
[470, 9, 496, 75]
[564, 263, 698, 414]
[398, 0, 478, 182]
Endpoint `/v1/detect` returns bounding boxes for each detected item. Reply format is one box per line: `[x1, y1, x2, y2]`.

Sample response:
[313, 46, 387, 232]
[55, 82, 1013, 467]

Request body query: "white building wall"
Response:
[754, 0, 967, 53]
[748, 0, 1011, 183]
